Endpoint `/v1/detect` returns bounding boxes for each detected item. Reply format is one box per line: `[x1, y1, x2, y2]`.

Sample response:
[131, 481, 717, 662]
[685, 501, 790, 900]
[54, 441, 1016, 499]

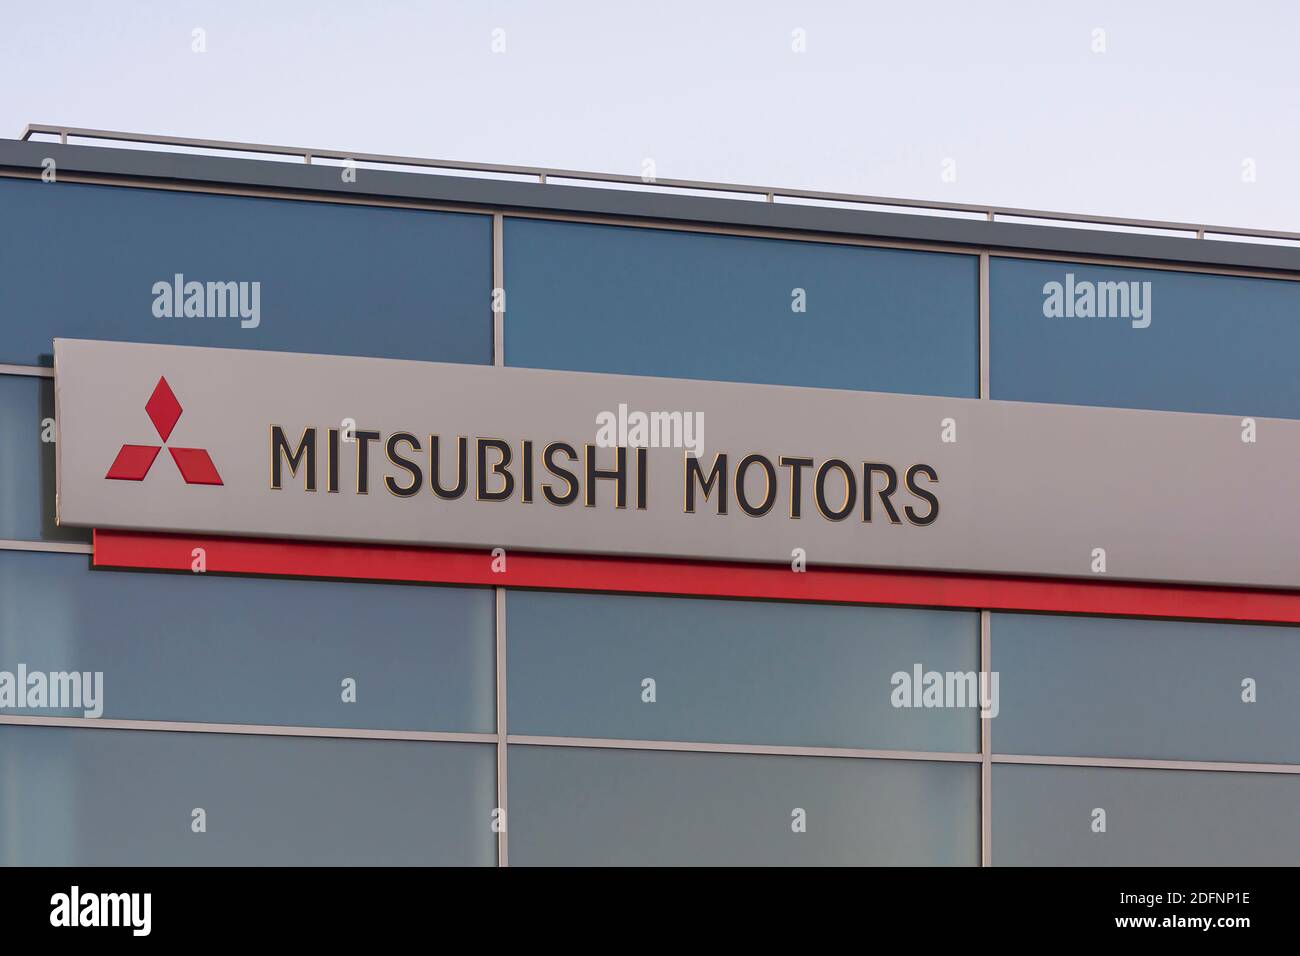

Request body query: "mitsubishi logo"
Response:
[105, 376, 223, 485]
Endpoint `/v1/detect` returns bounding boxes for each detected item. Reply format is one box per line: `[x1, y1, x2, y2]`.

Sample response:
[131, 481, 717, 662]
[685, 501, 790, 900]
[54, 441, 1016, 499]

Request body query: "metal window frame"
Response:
[5, 713, 1296, 772]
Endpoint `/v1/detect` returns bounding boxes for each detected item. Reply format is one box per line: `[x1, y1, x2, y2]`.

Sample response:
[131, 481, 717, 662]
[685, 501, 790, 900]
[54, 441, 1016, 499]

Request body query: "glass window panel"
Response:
[0, 178, 492, 366]
[507, 590, 979, 752]
[0, 375, 89, 543]
[0, 551, 494, 732]
[505, 218, 978, 396]
[509, 744, 978, 866]
[990, 257, 1300, 418]
[992, 612, 1300, 764]
[0, 726, 496, 865]
[993, 763, 1300, 866]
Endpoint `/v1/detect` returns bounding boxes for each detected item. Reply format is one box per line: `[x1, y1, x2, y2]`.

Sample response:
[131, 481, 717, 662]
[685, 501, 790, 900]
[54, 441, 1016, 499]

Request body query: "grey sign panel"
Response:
[55, 338, 1300, 589]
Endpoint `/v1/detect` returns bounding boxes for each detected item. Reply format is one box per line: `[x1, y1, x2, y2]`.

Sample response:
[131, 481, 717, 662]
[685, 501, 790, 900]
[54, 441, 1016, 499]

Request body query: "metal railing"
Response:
[19, 123, 1300, 245]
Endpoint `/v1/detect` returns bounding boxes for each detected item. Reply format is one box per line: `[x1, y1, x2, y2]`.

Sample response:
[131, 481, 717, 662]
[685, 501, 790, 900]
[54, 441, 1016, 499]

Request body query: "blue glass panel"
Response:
[0, 726, 495, 865]
[508, 590, 979, 751]
[990, 257, 1300, 418]
[994, 763, 1300, 866]
[993, 612, 1300, 764]
[506, 218, 977, 396]
[0, 374, 88, 542]
[0, 178, 491, 366]
[510, 745, 978, 866]
[0, 551, 494, 731]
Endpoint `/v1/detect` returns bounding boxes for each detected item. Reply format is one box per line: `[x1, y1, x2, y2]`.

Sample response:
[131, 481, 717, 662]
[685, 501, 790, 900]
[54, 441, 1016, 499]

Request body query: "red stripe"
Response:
[91, 529, 1300, 624]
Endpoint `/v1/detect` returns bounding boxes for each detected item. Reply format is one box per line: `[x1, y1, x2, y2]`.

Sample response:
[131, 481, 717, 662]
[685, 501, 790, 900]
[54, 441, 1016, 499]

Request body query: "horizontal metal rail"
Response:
[19, 123, 1300, 244]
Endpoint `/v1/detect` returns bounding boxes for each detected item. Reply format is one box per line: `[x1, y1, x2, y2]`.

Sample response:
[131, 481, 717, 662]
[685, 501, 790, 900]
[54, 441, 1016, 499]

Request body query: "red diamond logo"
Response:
[168, 447, 223, 486]
[105, 445, 162, 481]
[105, 376, 222, 486]
[144, 377, 182, 442]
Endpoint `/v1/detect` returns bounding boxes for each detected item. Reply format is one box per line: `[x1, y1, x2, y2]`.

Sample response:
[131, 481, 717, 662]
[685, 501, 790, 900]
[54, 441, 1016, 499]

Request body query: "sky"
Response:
[2, 0, 1297, 233]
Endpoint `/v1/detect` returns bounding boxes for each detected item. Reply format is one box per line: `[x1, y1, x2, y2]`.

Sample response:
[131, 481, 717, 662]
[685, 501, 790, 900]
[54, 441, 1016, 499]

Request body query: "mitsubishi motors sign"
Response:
[55, 338, 1300, 589]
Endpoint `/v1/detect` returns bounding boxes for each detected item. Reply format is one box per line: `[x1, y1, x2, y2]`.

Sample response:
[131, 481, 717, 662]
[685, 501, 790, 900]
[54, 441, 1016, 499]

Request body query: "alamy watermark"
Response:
[1042, 272, 1151, 328]
[0, 664, 103, 718]
[152, 273, 261, 328]
[50, 886, 150, 936]
[891, 664, 999, 718]
[595, 403, 704, 457]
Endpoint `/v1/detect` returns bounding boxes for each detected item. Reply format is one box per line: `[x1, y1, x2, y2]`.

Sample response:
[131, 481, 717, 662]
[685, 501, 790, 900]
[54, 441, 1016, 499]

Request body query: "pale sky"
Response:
[2, 0, 1297, 233]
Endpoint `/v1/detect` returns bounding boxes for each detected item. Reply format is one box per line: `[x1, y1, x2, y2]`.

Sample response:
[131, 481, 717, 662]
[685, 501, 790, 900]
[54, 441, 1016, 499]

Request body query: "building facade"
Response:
[2, 130, 1299, 865]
